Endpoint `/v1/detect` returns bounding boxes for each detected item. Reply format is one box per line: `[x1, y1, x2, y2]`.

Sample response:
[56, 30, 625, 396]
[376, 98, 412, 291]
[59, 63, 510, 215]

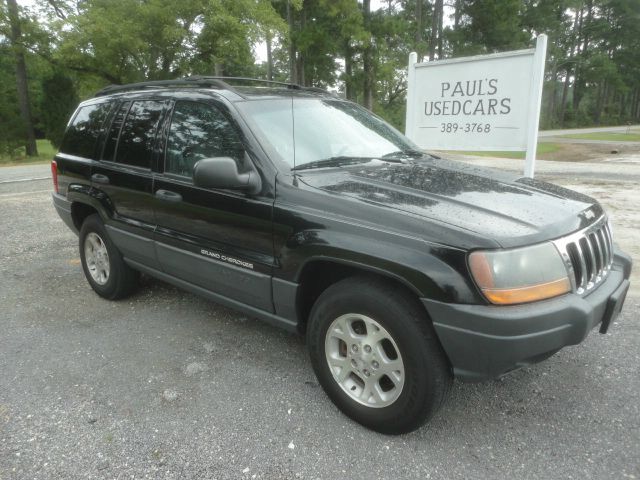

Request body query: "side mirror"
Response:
[193, 156, 261, 194]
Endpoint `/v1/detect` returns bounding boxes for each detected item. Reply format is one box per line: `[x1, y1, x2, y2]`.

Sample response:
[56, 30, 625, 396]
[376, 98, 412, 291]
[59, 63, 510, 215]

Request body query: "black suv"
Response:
[52, 77, 632, 434]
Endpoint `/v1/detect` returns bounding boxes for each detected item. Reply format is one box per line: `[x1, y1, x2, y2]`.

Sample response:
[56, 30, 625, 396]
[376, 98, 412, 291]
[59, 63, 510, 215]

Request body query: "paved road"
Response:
[539, 137, 640, 147]
[445, 154, 640, 182]
[539, 125, 640, 137]
[0, 164, 50, 184]
[0, 178, 638, 479]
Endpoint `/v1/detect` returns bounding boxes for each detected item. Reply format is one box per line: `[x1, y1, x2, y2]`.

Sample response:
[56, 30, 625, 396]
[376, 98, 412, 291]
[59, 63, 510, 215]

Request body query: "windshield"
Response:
[237, 98, 419, 170]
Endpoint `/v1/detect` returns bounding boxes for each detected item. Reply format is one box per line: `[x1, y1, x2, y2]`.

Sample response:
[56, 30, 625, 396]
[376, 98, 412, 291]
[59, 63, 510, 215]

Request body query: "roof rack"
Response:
[94, 76, 328, 98]
[94, 77, 232, 97]
[185, 75, 304, 89]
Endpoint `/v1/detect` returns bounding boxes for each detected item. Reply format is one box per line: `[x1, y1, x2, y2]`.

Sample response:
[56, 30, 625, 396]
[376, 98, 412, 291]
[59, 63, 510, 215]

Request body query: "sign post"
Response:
[405, 35, 547, 178]
[524, 34, 547, 178]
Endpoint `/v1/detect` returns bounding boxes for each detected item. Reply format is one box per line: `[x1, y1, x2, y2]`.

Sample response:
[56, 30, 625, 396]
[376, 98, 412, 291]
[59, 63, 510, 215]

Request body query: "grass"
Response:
[0, 139, 57, 166]
[446, 142, 562, 159]
[560, 132, 640, 142]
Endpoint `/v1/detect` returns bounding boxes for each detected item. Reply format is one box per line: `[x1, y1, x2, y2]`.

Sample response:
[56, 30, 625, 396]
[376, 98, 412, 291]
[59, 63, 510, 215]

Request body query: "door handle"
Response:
[155, 189, 182, 202]
[91, 173, 109, 185]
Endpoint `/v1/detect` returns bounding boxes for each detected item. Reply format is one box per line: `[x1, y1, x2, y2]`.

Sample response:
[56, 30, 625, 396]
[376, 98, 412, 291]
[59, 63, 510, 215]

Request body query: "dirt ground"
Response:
[538, 141, 640, 162]
[553, 179, 639, 292]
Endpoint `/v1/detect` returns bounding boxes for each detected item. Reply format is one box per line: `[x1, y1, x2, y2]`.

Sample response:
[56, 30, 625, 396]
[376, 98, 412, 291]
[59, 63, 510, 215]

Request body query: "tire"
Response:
[307, 276, 452, 434]
[79, 214, 139, 300]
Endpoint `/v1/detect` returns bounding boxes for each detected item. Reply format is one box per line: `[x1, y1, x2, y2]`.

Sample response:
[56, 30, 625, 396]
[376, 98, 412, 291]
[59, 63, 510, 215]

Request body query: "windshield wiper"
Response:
[292, 154, 410, 171]
[381, 148, 425, 159]
[292, 156, 375, 171]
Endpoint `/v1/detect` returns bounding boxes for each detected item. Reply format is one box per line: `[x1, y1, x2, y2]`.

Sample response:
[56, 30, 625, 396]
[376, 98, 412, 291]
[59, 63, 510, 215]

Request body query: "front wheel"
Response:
[307, 276, 452, 434]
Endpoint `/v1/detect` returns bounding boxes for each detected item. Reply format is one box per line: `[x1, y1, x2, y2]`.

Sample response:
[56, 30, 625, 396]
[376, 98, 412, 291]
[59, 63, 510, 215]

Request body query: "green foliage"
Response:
[0, 0, 639, 160]
[455, 0, 530, 54]
[0, 139, 56, 164]
[561, 132, 640, 142]
[40, 72, 78, 147]
[0, 44, 25, 156]
[453, 142, 561, 159]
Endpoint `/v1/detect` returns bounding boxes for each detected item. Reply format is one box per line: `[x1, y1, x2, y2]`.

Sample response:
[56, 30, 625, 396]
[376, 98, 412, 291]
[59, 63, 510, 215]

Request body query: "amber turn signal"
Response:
[480, 277, 571, 305]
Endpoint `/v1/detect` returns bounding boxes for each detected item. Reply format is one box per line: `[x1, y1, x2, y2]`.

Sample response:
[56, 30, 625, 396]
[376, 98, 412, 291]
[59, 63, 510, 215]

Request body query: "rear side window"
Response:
[60, 102, 113, 159]
[102, 101, 130, 162]
[102, 100, 165, 169]
[165, 101, 244, 178]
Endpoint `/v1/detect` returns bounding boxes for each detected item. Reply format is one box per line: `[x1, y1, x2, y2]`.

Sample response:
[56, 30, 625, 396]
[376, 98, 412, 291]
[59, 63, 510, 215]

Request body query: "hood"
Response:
[297, 157, 602, 248]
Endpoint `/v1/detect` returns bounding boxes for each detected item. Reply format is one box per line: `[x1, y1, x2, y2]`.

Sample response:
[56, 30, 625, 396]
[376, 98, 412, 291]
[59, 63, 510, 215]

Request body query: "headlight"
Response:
[468, 243, 571, 305]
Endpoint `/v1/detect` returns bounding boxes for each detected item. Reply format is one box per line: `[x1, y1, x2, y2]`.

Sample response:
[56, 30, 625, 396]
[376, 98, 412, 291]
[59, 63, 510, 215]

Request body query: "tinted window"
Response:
[236, 98, 415, 168]
[165, 101, 244, 177]
[115, 101, 165, 169]
[101, 101, 130, 162]
[60, 102, 114, 159]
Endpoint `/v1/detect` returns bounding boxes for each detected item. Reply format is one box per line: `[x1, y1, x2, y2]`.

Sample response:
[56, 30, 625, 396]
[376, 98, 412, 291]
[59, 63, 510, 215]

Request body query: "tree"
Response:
[40, 72, 77, 147]
[4, 0, 38, 156]
[428, 0, 443, 61]
[362, 0, 374, 109]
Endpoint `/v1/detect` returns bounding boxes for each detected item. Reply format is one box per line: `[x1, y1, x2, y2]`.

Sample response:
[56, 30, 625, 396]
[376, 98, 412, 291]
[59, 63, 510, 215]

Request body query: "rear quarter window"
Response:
[60, 102, 114, 159]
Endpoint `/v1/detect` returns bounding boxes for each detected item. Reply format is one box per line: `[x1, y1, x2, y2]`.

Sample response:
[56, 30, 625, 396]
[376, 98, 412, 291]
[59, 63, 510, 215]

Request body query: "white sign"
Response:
[405, 35, 547, 177]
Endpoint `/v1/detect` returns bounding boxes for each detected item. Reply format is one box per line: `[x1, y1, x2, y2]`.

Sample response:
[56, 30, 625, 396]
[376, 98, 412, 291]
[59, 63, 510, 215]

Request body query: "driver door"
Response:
[152, 100, 275, 312]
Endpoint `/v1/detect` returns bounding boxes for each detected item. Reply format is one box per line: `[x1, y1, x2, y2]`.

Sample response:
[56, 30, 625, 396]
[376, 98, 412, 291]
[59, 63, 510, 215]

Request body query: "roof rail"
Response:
[93, 77, 233, 97]
[93, 75, 331, 98]
[184, 75, 305, 90]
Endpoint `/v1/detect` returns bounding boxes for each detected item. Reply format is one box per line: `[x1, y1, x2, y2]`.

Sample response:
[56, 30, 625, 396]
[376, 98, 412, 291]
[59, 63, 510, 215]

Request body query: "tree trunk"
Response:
[344, 41, 355, 101]
[437, 0, 443, 59]
[362, 0, 373, 109]
[266, 30, 273, 81]
[6, 0, 38, 157]
[573, 2, 592, 113]
[297, 4, 306, 85]
[415, 0, 423, 61]
[546, 64, 557, 126]
[594, 81, 604, 125]
[296, 55, 305, 86]
[287, 0, 297, 84]
[429, 0, 443, 61]
[559, 72, 570, 127]
[559, 9, 581, 127]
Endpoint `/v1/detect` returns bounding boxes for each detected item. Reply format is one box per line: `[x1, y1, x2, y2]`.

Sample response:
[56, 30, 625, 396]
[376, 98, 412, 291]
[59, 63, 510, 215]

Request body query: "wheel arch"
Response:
[70, 202, 99, 230]
[294, 257, 429, 335]
[67, 185, 113, 229]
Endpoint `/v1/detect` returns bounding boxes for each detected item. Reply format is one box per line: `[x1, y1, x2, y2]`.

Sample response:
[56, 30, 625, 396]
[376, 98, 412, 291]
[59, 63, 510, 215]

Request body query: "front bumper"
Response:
[423, 248, 632, 382]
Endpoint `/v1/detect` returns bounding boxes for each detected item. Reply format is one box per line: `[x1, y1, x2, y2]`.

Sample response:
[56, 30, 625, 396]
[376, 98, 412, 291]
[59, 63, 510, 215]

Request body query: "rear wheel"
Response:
[307, 276, 452, 434]
[79, 214, 139, 300]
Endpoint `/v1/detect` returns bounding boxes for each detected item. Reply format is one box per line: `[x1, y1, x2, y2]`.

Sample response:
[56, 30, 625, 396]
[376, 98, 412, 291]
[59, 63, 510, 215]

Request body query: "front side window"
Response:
[60, 101, 114, 159]
[165, 101, 244, 178]
[114, 100, 165, 169]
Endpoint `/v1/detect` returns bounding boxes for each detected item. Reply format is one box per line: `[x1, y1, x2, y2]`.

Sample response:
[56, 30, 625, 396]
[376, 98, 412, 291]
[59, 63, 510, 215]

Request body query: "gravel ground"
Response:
[1, 176, 639, 480]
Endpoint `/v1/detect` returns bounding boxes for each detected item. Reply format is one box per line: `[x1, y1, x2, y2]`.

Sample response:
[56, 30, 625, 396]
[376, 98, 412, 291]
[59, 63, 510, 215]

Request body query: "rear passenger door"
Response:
[93, 99, 169, 269]
[152, 100, 275, 312]
[55, 100, 115, 195]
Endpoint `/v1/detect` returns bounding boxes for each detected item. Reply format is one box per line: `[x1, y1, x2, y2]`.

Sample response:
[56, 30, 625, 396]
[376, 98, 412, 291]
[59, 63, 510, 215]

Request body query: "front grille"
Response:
[553, 217, 613, 294]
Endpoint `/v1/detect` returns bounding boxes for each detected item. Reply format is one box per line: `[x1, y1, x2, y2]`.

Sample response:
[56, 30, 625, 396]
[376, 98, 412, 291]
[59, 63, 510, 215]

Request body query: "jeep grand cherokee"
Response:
[51, 76, 632, 434]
